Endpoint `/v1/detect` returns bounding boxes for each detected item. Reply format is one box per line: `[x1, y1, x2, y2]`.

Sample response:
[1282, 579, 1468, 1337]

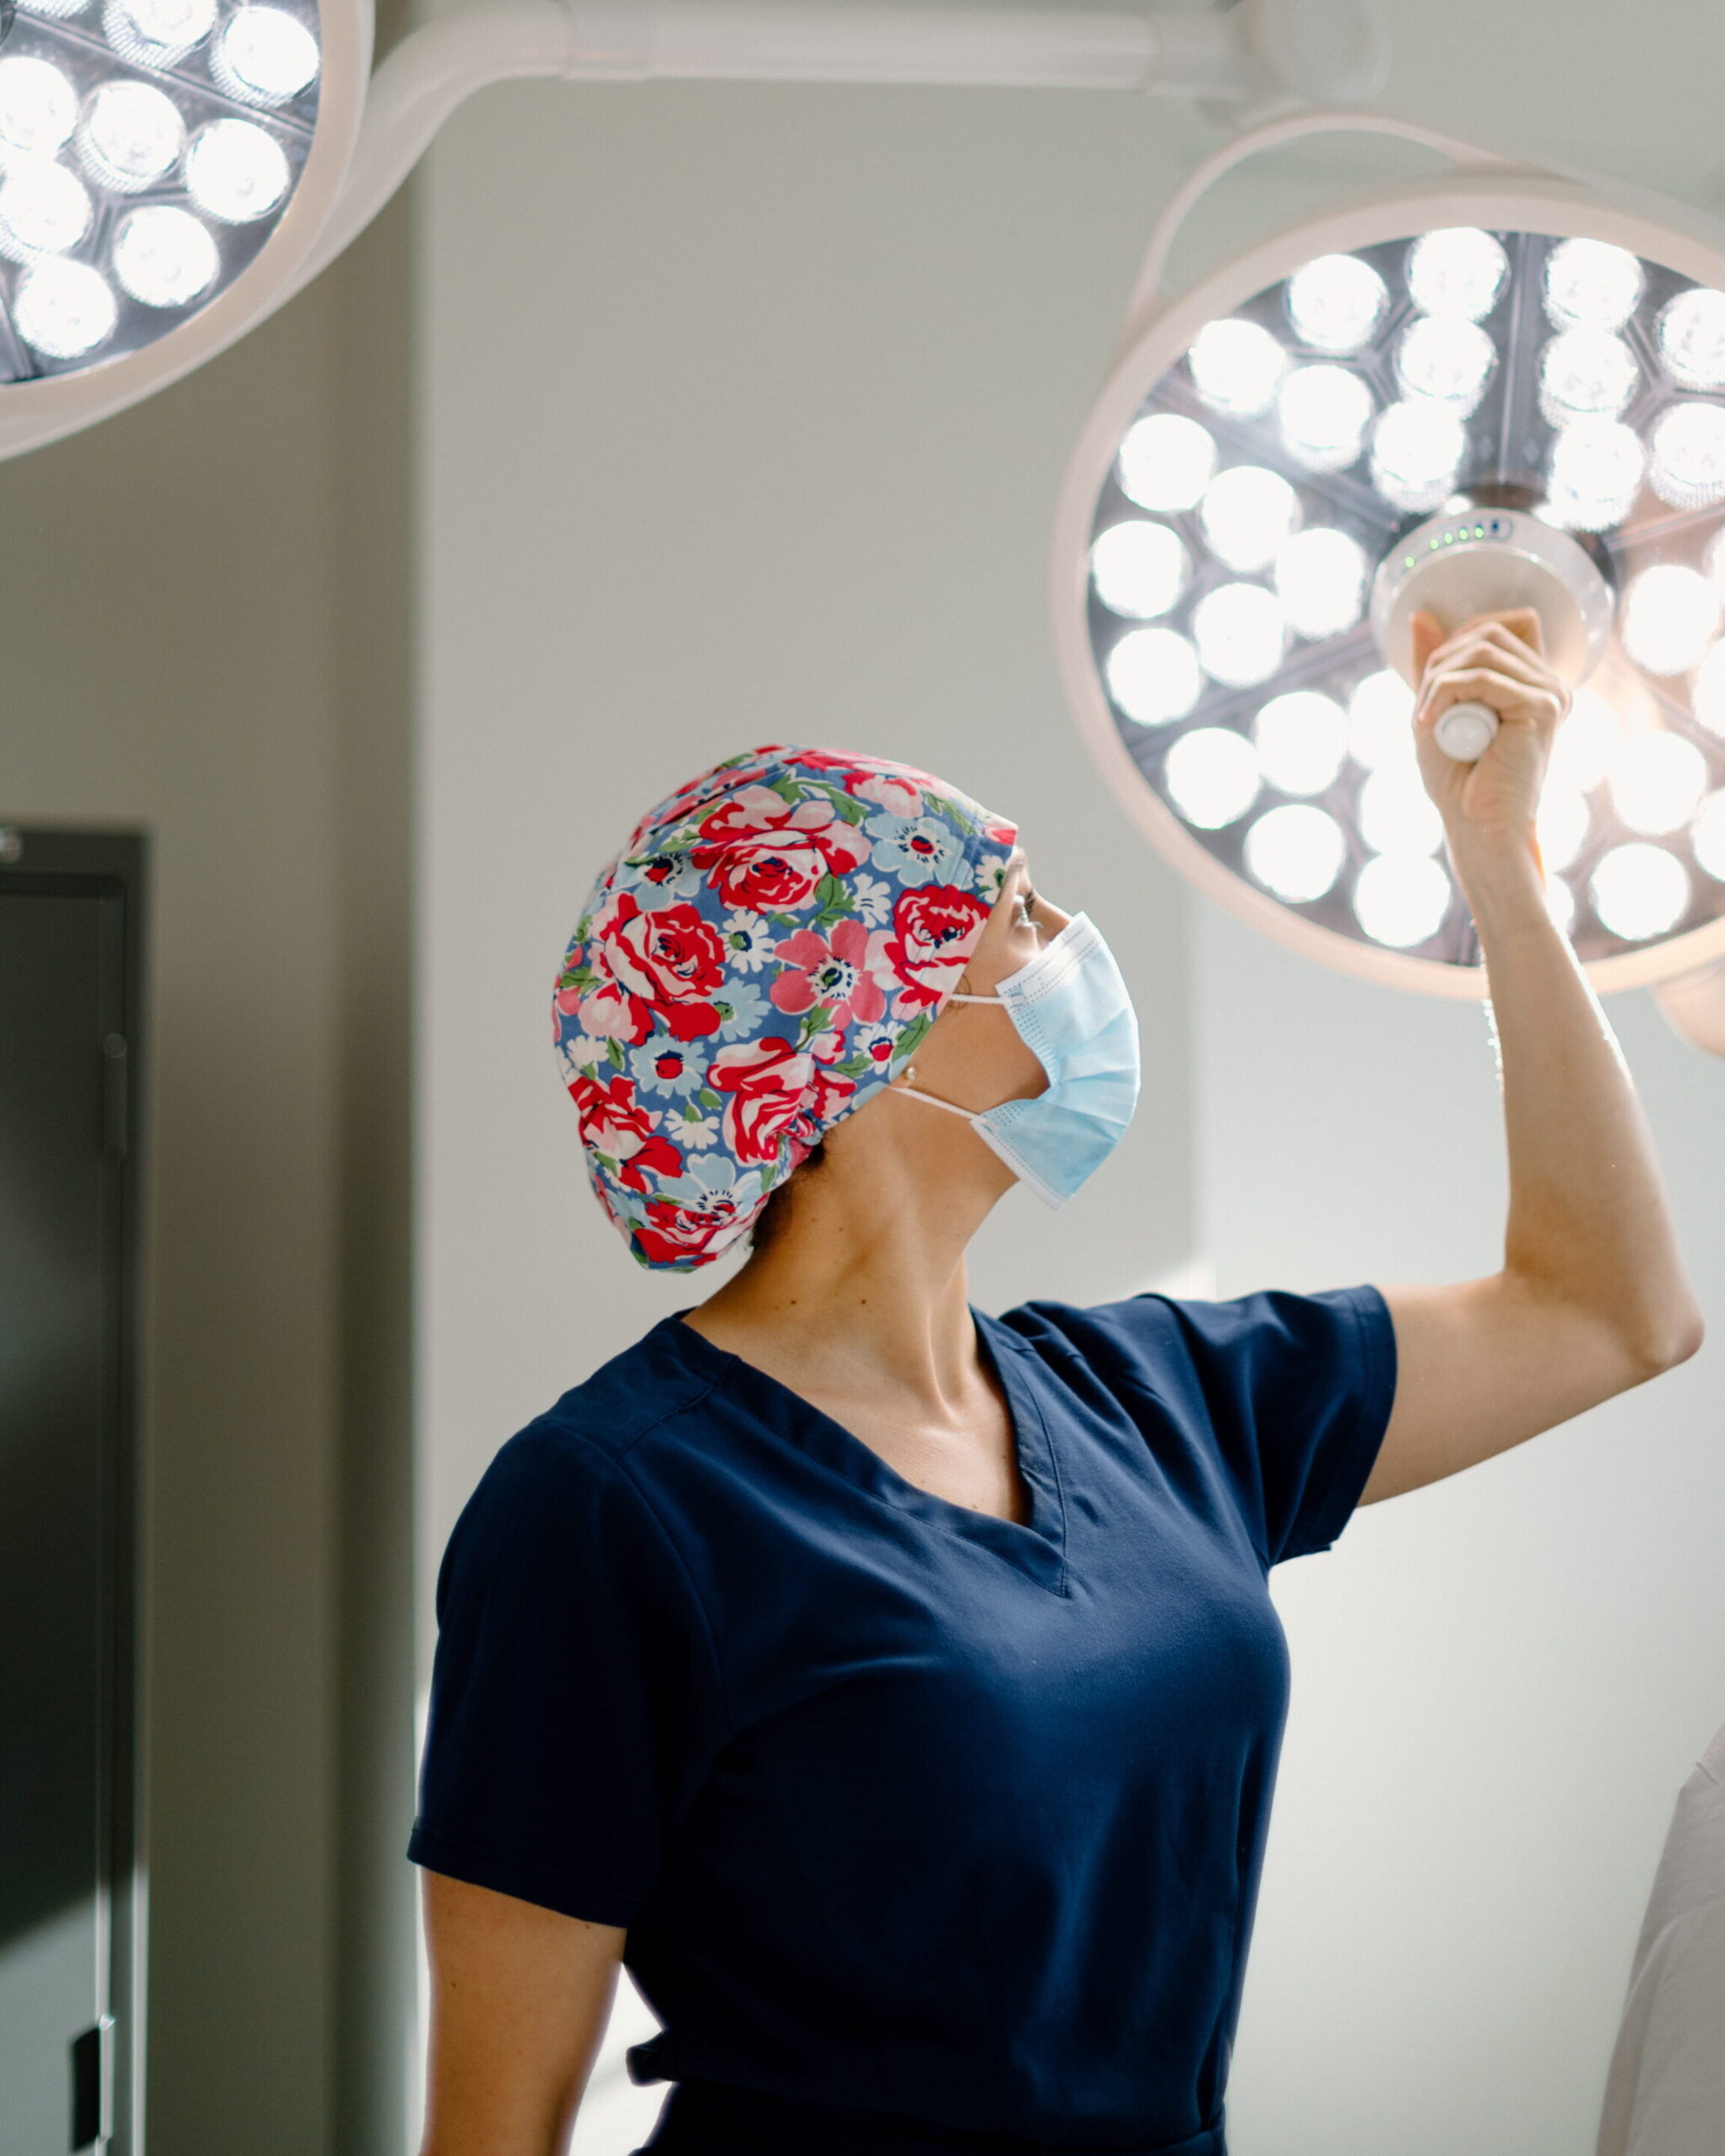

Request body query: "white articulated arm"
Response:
[292, 0, 1387, 290]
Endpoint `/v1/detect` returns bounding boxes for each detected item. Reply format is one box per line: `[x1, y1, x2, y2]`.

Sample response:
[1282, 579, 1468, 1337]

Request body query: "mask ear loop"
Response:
[892, 1065, 983, 1124]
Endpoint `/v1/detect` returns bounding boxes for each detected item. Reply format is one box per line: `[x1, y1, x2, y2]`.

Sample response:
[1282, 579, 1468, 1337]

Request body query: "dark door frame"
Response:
[1, 823, 147, 2155]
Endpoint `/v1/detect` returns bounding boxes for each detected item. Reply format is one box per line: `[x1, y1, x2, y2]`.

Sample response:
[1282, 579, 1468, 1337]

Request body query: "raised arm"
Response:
[1359, 607, 1704, 1507]
[421, 1871, 626, 2156]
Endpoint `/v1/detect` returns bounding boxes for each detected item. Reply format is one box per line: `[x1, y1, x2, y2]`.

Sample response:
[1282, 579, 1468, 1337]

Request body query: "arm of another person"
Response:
[421, 1871, 627, 2156]
[1358, 608, 1705, 1508]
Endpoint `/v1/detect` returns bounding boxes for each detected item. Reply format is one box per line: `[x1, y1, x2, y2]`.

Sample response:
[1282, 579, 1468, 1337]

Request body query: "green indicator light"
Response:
[1474, 523, 1485, 538]
[1430, 536, 1440, 549]
[1405, 554, 1416, 568]
[1443, 532, 1454, 544]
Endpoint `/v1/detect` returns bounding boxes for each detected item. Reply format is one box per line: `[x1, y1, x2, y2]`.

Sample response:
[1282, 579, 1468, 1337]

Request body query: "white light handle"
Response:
[1433, 701, 1500, 763]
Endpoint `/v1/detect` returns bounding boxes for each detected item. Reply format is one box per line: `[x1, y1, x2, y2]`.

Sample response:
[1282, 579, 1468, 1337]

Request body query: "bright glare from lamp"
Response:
[1545, 876, 1577, 934]
[1658, 288, 1725, 391]
[1545, 415, 1646, 530]
[1163, 727, 1260, 828]
[1397, 316, 1496, 412]
[12, 256, 116, 357]
[1187, 317, 1287, 418]
[1117, 412, 1216, 512]
[1090, 520, 1188, 619]
[113, 204, 219, 307]
[1610, 731, 1710, 834]
[0, 57, 76, 155]
[213, 7, 321, 105]
[1348, 671, 1417, 770]
[1253, 689, 1348, 796]
[1274, 527, 1366, 639]
[1590, 842, 1691, 940]
[1691, 642, 1725, 734]
[1370, 398, 1464, 512]
[104, 0, 218, 60]
[1622, 564, 1722, 675]
[1198, 464, 1300, 573]
[1192, 582, 1286, 687]
[186, 118, 290, 224]
[1286, 252, 1387, 354]
[1549, 686, 1622, 790]
[1354, 853, 1452, 946]
[1545, 237, 1644, 330]
[0, 156, 92, 261]
[1539, 329, 1638, 424]
[1406, 227, 1508, 320]
[1536, 785, 1591, 872]
[1694, 791, 1725, 880]
[1358, 766, 1444, 856]
[77, 81, 186, 192]
[1278, 363, 1372, 472]
[1107, 626, 1202, 725]
[1649, 401, 1725, 510]
[1244, 803, 1345, 901]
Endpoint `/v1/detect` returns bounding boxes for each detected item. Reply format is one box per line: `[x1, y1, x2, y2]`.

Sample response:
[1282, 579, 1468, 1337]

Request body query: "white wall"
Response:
[1208, 917, 1725, 2156]
[417, 9, 1725, 2152]
[0, 192, 415, 2156]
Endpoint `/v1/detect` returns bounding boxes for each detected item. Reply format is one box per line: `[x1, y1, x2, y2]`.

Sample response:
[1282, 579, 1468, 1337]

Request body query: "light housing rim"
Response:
[0, 0, 370, 460]
[1053, 157, 1725, 999]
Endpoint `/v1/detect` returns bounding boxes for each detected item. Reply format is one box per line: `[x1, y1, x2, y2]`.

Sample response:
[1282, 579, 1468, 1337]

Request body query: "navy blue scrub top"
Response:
[410, 1288, 1396, 2155]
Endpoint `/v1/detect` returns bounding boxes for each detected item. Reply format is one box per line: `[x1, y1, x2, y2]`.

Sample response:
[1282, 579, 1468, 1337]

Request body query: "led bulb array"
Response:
[0, 0, 319, 379]
[1084, 227, 1725, 967]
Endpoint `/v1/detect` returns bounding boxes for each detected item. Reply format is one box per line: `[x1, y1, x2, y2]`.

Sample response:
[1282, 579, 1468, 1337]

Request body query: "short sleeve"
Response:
[407, 1425, 728, 1927]
[1009, 1284, 1396, 1568]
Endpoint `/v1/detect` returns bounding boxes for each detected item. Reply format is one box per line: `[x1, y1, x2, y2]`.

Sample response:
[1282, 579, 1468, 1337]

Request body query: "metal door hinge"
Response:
[70, 2016, 113, 2149]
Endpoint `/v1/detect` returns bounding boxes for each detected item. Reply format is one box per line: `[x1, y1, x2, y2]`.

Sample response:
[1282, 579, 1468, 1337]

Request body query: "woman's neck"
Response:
[684, 1107, 1014, 1413]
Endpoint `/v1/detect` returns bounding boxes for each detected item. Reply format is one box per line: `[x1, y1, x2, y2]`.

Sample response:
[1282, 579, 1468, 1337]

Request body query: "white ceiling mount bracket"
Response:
[295, 1, 1390, 298]
[0, 0, 1393, 462]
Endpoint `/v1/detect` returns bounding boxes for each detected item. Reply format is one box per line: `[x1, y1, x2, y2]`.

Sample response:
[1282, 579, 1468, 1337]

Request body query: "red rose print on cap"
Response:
[554, 746, 1014, 1270]
[690, 786, 869, 913]
[565, 1071, 684, 1194]
[588, 890, 727, 1044]
[883, 884, 992, 1010]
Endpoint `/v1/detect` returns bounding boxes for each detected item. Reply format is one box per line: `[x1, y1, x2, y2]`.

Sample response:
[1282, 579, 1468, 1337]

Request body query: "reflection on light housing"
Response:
[0, 0, 320, 380]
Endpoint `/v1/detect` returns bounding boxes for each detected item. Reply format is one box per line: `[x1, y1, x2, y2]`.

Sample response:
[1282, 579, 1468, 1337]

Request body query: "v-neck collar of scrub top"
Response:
[661, 1309, 1070, 1597]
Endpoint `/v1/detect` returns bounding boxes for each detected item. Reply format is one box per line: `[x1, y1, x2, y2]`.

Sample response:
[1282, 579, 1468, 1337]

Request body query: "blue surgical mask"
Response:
[895, 913, 1140, 1207]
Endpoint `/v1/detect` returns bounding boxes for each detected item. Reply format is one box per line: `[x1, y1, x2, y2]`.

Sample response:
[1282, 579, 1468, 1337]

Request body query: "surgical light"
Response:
[1396, 314, 1495, 412]
[1164, 726, 1259, 828]
[1054, 108, 1725, 1050]
[1089, 520, 1187, 620]
[1278, 362, 1372, 472]
[1198, 464, 1299, 573]
[1253, 689, 1348, 796]
[0, 56, 76, 154]
[0, 0, 1392, 460]
[0, 0, 326, 406]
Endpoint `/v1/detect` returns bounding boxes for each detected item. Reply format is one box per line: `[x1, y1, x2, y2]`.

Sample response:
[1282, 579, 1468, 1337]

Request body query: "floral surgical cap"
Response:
[553, 744, 1018, 1270]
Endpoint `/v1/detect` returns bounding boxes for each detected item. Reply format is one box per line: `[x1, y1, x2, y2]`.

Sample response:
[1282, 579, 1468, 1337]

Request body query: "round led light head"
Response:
[0, 0, 359, 461]
[1369, 505, 1614, 688]
[1057, 187, 1725, 1000]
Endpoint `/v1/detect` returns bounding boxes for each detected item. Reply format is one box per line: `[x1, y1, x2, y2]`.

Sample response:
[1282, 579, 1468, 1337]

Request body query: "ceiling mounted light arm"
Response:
[1115, 105, 1534, 359]
[289, 0, 1390, 299]
[0, 0, 1384, 460]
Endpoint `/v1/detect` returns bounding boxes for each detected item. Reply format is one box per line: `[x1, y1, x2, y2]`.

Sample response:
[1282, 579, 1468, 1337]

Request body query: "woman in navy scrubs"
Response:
[410, 612, 1702, 2156]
